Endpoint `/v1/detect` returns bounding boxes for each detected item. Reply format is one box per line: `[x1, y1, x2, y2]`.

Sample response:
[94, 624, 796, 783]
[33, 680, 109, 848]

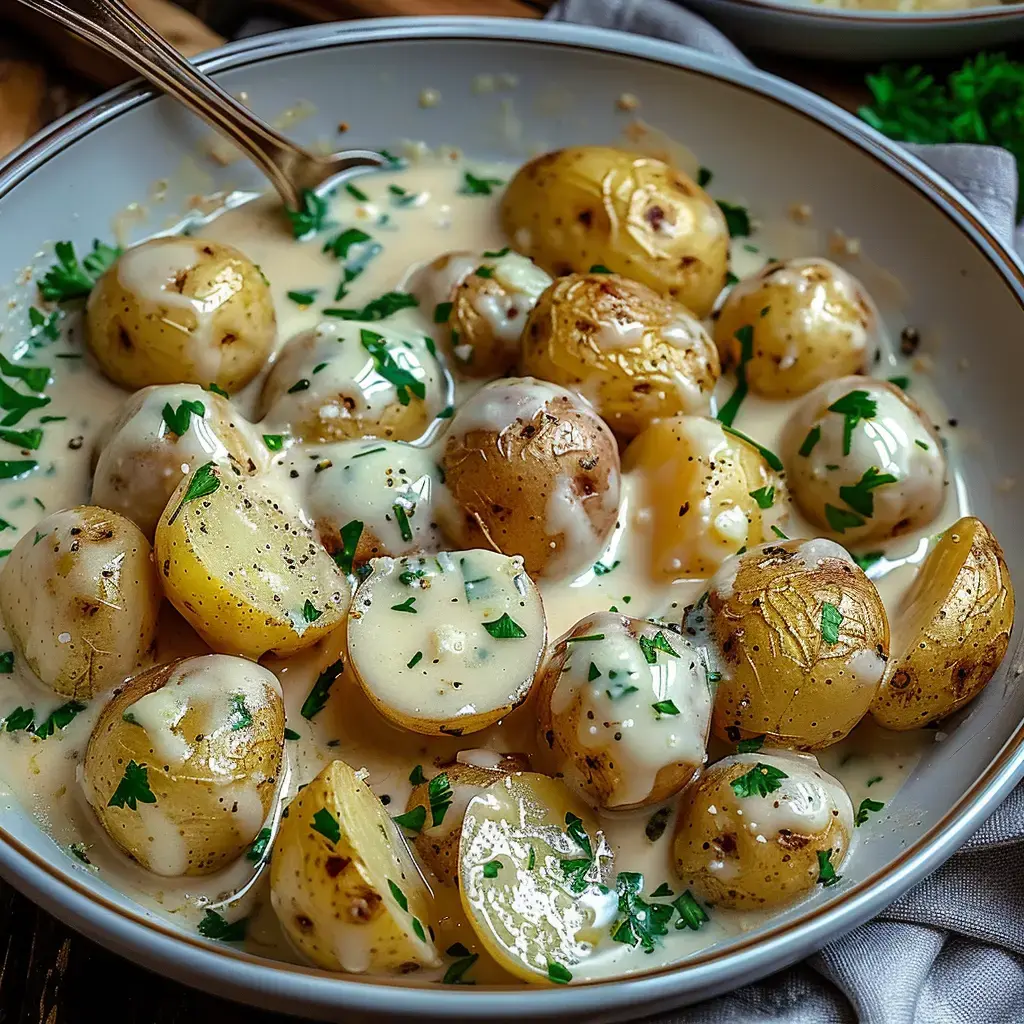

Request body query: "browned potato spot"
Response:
[872, 517, 1015, 730]
[438, 378, 621, 578]
[500, 146, 729, 316]
[703, 538, 889, 749]
[520, 272, 720, 438]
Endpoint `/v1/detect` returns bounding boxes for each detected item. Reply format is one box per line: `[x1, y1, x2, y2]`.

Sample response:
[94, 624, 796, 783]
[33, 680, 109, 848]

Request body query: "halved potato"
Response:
[82, 655, 284, 875]
[872, 517, 1014, 730]
[0, 506, 161, 699]
[673, 751, 853, 910]
[406, 754, 530, 885]
[536, 611, 712, 810]
[154, 463, 349, 659]
[459, 772, 615, 985]
[270, 759, 440, 974]
[348, 550, 546, 736]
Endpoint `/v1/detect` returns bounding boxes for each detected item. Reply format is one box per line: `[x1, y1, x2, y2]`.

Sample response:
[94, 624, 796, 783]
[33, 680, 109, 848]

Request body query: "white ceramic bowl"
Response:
[683, 0, 1024, 60]
[1, 17, 1023, 1022]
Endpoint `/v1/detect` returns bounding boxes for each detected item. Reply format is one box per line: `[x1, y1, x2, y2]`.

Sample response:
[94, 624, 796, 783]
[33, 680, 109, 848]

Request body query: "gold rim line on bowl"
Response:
[0, 16, 1023, 1002]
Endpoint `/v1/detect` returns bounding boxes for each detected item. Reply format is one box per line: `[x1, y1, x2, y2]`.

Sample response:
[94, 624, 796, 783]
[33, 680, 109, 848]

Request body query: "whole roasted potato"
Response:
[409, 248, 552, 377]
[536, 611, 713, 810]
[501, 146, 729, 316]
[348, 550, 547, 735]
[92, 383, 265, 539]
[873, 517, 1014, 730]
[438, 378, 621, 578]
[86, 236, 275, 393]
[714, 258, 879, 398]
[0, 507, 161, 699]
[82, 655, 285, 875]
[154, 463, 349, 658]
[781, 376, 946, 545]
[673, 752, 853, 909]
[521, 272, 720, 437]
[270, 759, 441, 974]
[459, 772, 615, 985]
[259, 320, 449, 445]
[702, 538, 889, 748]
[622, 415, 783, 579]
[306, 440, 445, 568]
[404, 754, 529, 885]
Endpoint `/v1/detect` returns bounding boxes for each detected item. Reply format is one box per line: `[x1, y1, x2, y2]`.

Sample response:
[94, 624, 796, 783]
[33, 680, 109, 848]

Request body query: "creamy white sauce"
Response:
[0, 154, 969, 986]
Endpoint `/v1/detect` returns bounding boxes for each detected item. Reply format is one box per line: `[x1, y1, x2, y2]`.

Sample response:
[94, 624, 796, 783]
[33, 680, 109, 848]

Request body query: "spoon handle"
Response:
[17, 0, 317, 207]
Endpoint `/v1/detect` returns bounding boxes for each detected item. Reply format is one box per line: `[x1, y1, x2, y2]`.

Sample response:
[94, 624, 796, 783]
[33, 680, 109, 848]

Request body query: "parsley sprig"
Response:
[38, 240, 122, 301]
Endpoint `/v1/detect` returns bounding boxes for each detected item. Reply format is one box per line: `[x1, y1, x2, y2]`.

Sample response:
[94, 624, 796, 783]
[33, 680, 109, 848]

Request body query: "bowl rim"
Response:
[686, 0, 1024, 26]
[1, 15, 1024, 1018]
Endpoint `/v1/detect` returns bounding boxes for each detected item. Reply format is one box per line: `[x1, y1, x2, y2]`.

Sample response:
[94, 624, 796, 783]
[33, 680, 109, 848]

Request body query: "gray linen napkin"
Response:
[547, 2, 1024, 1020]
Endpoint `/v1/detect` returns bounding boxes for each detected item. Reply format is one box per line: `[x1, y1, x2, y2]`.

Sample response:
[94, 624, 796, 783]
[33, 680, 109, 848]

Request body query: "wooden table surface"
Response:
[0, 1, 884, 1020]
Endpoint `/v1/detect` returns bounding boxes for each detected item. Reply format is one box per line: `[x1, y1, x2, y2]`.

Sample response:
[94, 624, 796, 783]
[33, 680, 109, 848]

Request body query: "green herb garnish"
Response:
[717, 200, 751, 237]
[611, 872, 674, 952]
[730, 762, 788, 799]
[799, 425, 822, 457]
[166, 461, 218, 525]
[0, 427, 43, 451]
[720, 423, 784, 471]
[855, 798, 884, 826]
[198, 909, 247, 942]
[829, 390, 877, 455]
[301, 599, 322, 624]
[333, 520, 363, 574]
[433, 301, 453, 323]
[639, 630, 679, 664]
[286, 189, 329, 239]
[246, 827, 272, 862]
[717, 324, 753, 426]
[262, 434, 285, 452]
[460, 171, 505, 195]
[324, 291, 419, 322]
[839, 466, 899, 518]
[482, 613, 526, 639]
[392, 502, 414, 542]
[162, 398, 204, 437]
[409, 765, 426, 785]
[300, 659, 344, 720]
[825, 503, 865, 534]
[360, 329, 426, 406]
[672, 890, 709, 931]
[107, 760, 156, 810]
[817, 848, 840, 887]
[38, 240, 121, 301]
[820, 602, 843, 644]
[645, 808, 670, 842]
[311, 807, 341, 844]
[391, 597, 417, 614]
[4, 706, 34, 732]
[287, 289, 319, 305]
[749, 486, 775, 509]
[483, 860, 502, 878]
[593, 560, 620, 576]
[34, 699, 86, 739]
[428, 772, 453, 827]
[0, 378, 50, 426]
[392, 806, 426, 833]
[651, 700, 680, 717]
[407, 651, 423, 669]
[0, 353, 50, 393]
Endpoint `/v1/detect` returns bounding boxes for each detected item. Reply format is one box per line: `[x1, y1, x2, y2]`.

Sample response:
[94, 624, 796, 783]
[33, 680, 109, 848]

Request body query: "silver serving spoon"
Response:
[15, 0, 387, 208]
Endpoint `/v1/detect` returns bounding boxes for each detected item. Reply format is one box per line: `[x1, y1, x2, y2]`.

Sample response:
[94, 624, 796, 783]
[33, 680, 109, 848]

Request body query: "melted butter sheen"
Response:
[0, 155, 965, 986]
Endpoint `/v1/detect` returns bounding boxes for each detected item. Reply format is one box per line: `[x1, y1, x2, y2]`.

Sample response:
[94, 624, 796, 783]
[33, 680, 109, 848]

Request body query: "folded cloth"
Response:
[545, 2, 1024, 1020]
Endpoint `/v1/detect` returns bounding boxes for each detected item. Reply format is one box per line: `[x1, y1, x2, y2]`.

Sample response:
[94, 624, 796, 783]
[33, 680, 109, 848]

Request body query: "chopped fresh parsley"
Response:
[639, 630, 679, 664]
[839, 466, 899, 518]
[284, 727, 300, 741]
[197, 908, 247, 942]
[360, 329, 426, 406]
[167, 462, 219, 525]
[460, 171, 505, 195]
[161, 398, 204, 437]
[345, 182, 369, 202]
[246, 827, 272, 862]
[854, 551, 885, 572]
[0, 378, 51, 426]
[867, 775, 883, 787]
[698, 166, 713, 187]
[34, 700, 86, 739]
[483, 860, 502, 878]
[799, 425, 822, 457]
[482, 613, 526, 639]
[820, 602, 844, 645]
[409, 764, 426, 786]
[730, 762, 788, 799]
[0, 427, 43, 451]
[4, 706, 34, 732]
[717, 200, 751, 237]
[407, 651, 423, 669]
[392, 502, 414, 542]
[262, 434, 285, 452]
[825, 503, 866, 534]
[286, 189, 329, 239]
[1, 653, 18, 674]
[287, 289, 319, 305]
[433, 301, 453, 324]
[566, 633, 605, 644]
[107, 760, 157, 810]
[817, 848, 840, 887]
[588, 662, 601, 682]
[300, 658, 344, 720]
[301, 599, 322, 624]
[428, 772, 453, 827]
[589, 264, 612, 273]
[322, 226, 371, 260]
[673, 890, 710, 931]
[720, 423, 784, 471]
[888, 375, 910, 390]
[645, 807, 670, 842]
[829, 390, 877, 455]
[474, 265, 495, 279]
[611, 872, 674, 952]
[38, 240, 121, 301]
[547, 960, 572, 985]
[287, 378, 310, 394]
[442, 951, 479, 984]
[392, 806, 426, 833]
[26, 307, 63, 348]
[391, 596, 417, 613]
[737, 735, 765, 754]
[387, 878, 409, 910]
[651, 700, 680, 717]
[0, 352, 50, 393]
[333, 519, 363, 574]
[207, 382, 229, 398]
[749, 486, 775, 509]
[311, 807, 341, 844]
[855, 798, 884, 826]
[324, 290, 418, 322]
[227, 694, 252, 732]
[0, 460, 37, 481]
[593, 560, 620, 576]
[717, 324, 753, 427]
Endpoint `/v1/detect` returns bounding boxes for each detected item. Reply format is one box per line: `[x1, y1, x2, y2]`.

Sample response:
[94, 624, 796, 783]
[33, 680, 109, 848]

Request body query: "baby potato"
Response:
[154, 463, 349, 659]
[405, 754, 529, 885]
[521, 272, 720, 438]
[409, 249, 552, 377]
[673, 752, 853, 910]
[702, 538, 889, 749]
[781, 376, 946, 545]
[86, 236, 275, 393]
[306, 440, 445, 567]
[714, 258, 879, 398]
[438, 378, 621, 578]
[459, 772, 616, 985]
[537, 612, 712, 810]
[270, 758, 440, 974]
[259, 319, 449, 445]
[873, 517, 1014, 730]
[82, 655, 284, 875]
[0, 507, 161, 699]
[622, 415, 782, 579]
[91, 384, 265, 539]
[501, 146, 729, 316]
[348, 550, 546, 736]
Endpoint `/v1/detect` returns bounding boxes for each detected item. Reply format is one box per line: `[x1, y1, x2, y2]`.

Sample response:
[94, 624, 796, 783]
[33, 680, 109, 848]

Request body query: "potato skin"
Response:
[520, 273, 720, 438]
[407, 755, 529, 885]
[154, 465, 349, 659]
[438, 378, 621, 578]
[270, 759, 440, 974]
[704, 539, 889, 749]
[714, 258, 878, 398]
[872, 517, 1014, 730]
[501, 147, 729, 316]
[82, 656, 284, 875]
[86, 236, 275, 393]
[0, 507, 161, 699]
[673, 753, 853, 909]
[91, 384, 265, 539]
